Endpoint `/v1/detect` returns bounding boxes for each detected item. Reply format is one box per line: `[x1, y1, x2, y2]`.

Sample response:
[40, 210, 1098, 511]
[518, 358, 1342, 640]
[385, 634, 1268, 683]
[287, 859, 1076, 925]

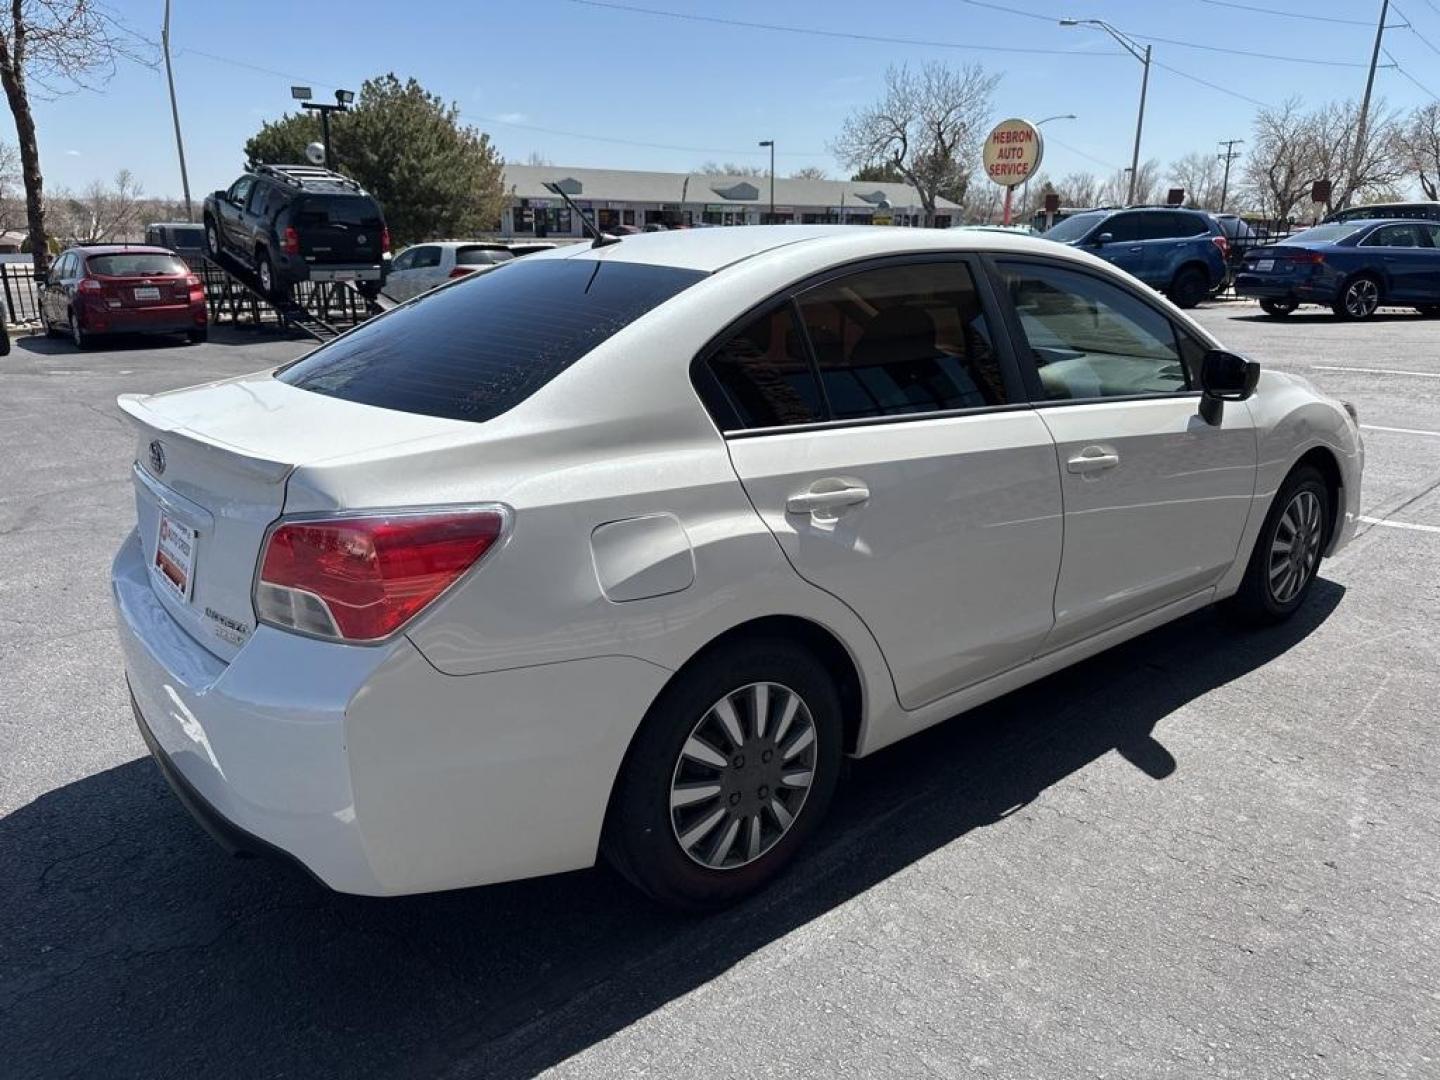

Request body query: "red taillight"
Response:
[381, 226, 391, 254]
[282, 226, 301, 255]
[448, 266, 477, 278]
[255, 509, 505, 642]
[1292, 252, 1326, 265]
[185, 273, 204, 300]
[1212, 234, 1229, 259]
[78, 277, 102, 292]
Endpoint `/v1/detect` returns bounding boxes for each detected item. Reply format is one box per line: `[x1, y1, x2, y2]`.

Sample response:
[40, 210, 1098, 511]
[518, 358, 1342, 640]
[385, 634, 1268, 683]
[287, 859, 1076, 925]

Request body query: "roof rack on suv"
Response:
[253, 163, 366, 195]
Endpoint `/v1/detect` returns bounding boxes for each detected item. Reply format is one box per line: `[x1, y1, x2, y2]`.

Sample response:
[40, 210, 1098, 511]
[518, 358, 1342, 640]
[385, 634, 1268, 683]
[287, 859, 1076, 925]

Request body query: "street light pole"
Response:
[161, 0, 193, 220]
[758, 140, 775, 223]
[1061, 19, 1151, 204]
[294, 88, 355, 169]
[1024, 113, 1077, 221]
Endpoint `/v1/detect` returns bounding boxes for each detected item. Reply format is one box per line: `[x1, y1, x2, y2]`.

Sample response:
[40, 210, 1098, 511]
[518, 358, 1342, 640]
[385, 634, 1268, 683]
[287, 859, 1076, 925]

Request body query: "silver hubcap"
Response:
[1345, 279, 1378, 317]
[669, 681, 818, 871]
[1269, 489, 1323, 604]
[70, 313, 81, 345]
[259, 261, 271, 291]
[206, 225, 217, 251]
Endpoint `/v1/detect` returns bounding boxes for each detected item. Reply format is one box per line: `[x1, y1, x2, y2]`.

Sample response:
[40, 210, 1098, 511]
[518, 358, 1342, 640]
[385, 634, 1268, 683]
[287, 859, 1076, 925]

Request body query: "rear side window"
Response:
[708, 305, 827, 428]
[86, 253, 188, 276]
[294, 195, 383, 227]
[457, 246, 515, 267]
[279, 259, 706, 423]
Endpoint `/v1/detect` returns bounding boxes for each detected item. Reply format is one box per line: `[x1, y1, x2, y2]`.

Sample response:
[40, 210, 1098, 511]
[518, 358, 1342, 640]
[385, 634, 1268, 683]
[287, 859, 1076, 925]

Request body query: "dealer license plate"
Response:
[154, 512, 197, 601]
[1255, 259, 1274, 272]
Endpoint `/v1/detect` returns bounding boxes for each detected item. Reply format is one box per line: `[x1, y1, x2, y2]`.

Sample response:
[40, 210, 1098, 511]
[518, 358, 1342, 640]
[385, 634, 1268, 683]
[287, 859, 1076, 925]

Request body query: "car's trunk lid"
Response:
[117, 372, 475, 661]
[293, 195, 383, 265]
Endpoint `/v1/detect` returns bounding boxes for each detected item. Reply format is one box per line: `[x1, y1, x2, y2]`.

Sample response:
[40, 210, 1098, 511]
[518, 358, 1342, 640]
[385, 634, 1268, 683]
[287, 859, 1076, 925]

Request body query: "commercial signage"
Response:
[983, 118, 1044, 188]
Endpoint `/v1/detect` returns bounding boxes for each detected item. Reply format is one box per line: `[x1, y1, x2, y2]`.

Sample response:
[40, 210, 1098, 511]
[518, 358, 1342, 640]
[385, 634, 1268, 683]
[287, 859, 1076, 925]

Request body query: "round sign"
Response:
[983, 118, 1044, 188]
[305, 141, 327, 166]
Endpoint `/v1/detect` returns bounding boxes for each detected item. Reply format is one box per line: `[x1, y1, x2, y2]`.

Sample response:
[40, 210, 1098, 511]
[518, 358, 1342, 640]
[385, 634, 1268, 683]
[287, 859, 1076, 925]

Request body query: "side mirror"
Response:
[1091, 231, 1114, 246]
[1199, 349, 1260, 425]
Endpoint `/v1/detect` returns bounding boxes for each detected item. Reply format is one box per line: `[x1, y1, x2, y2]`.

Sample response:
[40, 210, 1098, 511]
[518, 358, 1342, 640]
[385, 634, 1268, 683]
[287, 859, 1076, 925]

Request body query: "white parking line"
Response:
[1313, 365, 1440, 379]
[1360, 424, 1440, 437]
[1360, 516, 1440, 534]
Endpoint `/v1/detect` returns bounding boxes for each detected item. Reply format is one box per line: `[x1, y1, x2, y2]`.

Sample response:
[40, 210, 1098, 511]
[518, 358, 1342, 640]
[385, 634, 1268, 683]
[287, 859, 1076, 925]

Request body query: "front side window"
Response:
[228, 177, 253, 206]
[999, 261, 1191, 400]
[795, 261, 1006, 419]
[1100, 214, 1143, 243]
[280, 259, 706, 423]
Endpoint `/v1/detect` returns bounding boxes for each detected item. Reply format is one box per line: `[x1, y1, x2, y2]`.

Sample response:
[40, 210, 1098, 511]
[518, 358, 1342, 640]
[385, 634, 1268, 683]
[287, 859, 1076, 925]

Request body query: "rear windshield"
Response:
[278, 258, 707, 422]
[457, 246, 515, 266]
[86, 253, 188, 276]
[1284, 224, 1360, 244]
[1043, 211, 1106, 243]
[294, 195, 383, 227]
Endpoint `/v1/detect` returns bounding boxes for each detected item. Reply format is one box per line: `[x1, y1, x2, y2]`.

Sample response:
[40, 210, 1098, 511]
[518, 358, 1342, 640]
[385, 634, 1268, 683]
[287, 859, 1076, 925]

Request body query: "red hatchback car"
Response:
[39, 245, 208, 348]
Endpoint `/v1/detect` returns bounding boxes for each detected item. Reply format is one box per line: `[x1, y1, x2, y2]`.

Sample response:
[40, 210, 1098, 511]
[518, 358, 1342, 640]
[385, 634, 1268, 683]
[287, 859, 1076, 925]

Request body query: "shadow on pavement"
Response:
[0, 581, 1343, 1080]
[11, 324, 303, 356]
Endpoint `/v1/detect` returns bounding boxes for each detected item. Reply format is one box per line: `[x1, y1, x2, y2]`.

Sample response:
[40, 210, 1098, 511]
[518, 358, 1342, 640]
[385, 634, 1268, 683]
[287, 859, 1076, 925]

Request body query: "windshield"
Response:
[1284, 224, 1360, 245]
[1043, 212, 1107, 243]
[279, 259, 707, 423]
[86, 253, 188, 276]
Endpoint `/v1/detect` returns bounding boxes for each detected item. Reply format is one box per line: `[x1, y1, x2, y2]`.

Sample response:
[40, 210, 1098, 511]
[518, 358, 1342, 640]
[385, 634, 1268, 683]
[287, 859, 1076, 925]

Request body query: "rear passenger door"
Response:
[701, 257, 1064, 710]
[990, 257, 1257, 651]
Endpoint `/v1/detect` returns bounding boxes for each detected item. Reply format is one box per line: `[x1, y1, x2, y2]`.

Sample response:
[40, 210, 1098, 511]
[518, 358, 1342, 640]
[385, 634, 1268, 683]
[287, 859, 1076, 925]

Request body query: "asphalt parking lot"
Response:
[1, 305, 1437, 1079]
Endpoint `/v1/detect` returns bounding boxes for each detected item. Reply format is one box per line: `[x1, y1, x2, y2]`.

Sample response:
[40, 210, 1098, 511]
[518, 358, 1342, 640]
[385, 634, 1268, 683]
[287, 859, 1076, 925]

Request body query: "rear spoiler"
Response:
[116, 393, 294, 486]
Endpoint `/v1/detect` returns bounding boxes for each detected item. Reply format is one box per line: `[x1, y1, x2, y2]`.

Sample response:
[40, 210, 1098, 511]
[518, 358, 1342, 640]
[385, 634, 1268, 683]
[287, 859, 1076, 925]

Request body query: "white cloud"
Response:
[65, 149, 81, 156]
[496, 111, 528, 124]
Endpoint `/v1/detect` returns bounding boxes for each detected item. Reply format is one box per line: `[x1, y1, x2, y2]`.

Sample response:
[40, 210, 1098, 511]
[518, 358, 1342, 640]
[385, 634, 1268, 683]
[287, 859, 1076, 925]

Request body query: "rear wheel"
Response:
[203, 217, 221, 258]
[186, 326, 208, 344]
[1168, 265, 1209, 309]
[69, 309, 92, 351]
[1333, 274, 1381, 320]
[603, 638, 842, 910]
[1260, 298, 1298, 317]
[1223, 464, 1330, 626]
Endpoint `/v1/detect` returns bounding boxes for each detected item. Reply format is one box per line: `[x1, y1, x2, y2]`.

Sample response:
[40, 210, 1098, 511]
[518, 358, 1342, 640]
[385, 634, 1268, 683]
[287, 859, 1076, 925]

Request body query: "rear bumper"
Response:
[275, 255, 384, 285]
[1234, 275, 1334, 303]
[112, 529, 670, 896]
[81, 303, 206, 334]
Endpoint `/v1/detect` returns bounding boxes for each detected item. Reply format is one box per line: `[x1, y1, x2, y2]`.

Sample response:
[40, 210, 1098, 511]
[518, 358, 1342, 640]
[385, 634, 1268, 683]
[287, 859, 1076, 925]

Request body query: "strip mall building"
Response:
[500, 165, 963, 236]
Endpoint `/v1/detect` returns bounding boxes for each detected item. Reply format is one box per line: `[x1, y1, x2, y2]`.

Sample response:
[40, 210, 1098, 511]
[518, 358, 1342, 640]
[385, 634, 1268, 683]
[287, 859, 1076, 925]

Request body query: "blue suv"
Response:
[1042, 207, 1229, 308]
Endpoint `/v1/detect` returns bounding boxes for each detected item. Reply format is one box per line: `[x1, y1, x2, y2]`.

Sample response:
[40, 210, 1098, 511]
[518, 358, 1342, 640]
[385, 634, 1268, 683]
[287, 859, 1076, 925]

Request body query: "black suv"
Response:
[1323, 201, 1440, 225]
[203, 164, 389, 299]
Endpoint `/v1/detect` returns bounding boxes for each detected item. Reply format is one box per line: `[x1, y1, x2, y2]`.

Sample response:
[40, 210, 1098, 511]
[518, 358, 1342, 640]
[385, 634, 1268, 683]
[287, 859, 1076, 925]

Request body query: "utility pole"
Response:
[161, 0, 193, 220]
[1060, 20, 1150, 205]
[1217, 139, 1244, 212]
[1347, 0, 1390, 208]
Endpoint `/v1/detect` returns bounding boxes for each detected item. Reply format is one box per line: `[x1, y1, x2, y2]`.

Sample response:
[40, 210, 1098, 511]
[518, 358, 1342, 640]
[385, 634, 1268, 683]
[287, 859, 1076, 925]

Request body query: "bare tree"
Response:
[1057, 170, 1099, 207]
[1399, 102, 1440, 200]
[832, 62, 999, 226]
[52, 168, 144, 243]
[0, 2, 152, 269]
[1168, 151, 1223, 208]
[697, 161, 766, 178]
[789, 165, 828, 180]
[1099, 159, 1160, 206]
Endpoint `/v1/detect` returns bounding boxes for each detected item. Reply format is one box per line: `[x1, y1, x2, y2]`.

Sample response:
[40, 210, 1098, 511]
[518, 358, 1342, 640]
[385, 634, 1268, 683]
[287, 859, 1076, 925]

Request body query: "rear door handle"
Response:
[786, 480, 870, 516]
[1067, 447, 1120, 474]
[1127, 246, 1143, 253]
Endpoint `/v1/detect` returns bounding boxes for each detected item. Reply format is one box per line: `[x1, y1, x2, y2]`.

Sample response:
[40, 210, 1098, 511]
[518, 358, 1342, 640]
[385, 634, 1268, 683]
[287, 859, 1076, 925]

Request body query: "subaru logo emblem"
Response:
[148, 440, 166, 475]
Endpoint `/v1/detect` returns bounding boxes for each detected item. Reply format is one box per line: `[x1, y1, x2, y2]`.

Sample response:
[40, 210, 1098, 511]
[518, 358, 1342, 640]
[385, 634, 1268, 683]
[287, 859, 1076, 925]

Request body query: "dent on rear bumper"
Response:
[113, 530, 671, 895]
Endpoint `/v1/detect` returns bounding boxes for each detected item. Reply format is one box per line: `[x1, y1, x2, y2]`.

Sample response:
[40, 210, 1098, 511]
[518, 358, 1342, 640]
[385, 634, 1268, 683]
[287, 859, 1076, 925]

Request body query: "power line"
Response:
[1042, 135, 1124, 172]
[1198, 0, 1374, 27]
[1392, 3, 1440, 55]
[1153, 61, 1274, 108]
[1385, 48, 1440, 99]
[562, 0, 1126, 55]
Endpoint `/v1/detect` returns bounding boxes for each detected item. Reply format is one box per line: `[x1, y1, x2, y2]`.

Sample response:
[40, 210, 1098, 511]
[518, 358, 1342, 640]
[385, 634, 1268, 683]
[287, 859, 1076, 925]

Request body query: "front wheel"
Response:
[1333, 275, 1381, 320]
[1260, 298, 1298, 317]
[603, 638, 843, 910]
[1168, 266, 1209, 309]
[1223, 465, 1330, 626]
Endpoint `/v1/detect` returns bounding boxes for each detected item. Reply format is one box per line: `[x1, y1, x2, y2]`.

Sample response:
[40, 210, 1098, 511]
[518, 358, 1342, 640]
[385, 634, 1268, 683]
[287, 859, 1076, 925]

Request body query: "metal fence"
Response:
[1, 262, 41, 324]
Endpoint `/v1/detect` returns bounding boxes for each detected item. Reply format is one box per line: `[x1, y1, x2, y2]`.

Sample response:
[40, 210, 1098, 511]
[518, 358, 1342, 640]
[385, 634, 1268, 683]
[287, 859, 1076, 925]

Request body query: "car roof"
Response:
[526, 223, 1094, 273]
[70, 245, 175, 255]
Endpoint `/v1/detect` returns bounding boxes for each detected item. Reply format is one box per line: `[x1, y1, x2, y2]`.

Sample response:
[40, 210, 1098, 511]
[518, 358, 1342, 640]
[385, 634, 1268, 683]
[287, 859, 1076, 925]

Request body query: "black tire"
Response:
[1223, 464, 1330, 627]
[1332, 274, 1381, 320]
[602, 637, 843, 910]
[255, 249, 281, 300]
[1168, 265, 1209, 309]
[203, 217, 221, 258]
[68, 309, 92, 351]
[187, 326, 208, 344]
[1260, 298, 1298, 317]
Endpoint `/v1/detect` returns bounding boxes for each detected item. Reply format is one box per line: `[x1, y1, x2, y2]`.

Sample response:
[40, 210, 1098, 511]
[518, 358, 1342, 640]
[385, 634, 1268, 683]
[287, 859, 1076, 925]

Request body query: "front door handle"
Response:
[786, 479, 870, 516]
[1067, 446, 1120, 474]
[1127, 246, 1143, 253]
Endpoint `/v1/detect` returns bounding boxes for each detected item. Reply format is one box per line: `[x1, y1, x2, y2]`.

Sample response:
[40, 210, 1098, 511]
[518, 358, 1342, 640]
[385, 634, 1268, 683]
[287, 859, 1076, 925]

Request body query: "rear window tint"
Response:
[295, 195, 383, 227]
[278, 259, 706, 422]
[86, 253, 188, 276]
[457, 246, 514, 266]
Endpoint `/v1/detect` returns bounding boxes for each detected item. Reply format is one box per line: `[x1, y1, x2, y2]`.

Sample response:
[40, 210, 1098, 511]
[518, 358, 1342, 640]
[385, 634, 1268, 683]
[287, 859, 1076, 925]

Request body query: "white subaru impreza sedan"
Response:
[113, 226, 1362, 909]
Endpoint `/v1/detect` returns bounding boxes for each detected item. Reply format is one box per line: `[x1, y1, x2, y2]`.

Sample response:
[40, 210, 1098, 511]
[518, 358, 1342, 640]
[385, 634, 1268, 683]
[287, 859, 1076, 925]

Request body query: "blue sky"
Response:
[31, 0, 1440, 200]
